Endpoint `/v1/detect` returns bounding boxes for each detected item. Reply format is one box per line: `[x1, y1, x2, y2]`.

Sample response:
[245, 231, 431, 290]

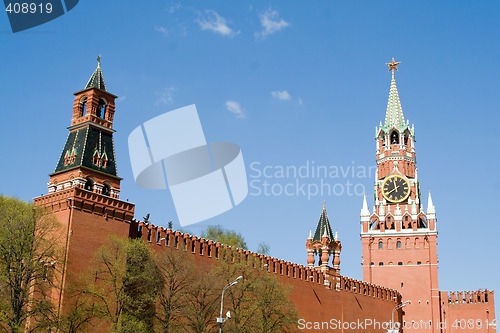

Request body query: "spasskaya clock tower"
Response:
[360, 59, 440, 332]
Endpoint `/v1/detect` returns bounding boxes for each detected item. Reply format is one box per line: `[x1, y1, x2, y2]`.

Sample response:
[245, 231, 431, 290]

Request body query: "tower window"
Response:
[97, 99, 107, 119]
[378, 241, 383, 249]
[419, 216, 428, 228]
[80, 97, 87, 117]
[396, 241, 402, 249]
[84, 178, 94, 191]
[391, 131, 399, 144]
[379, 262, 384, 266]
[417, 261, 422, 265]
[102, 183, 111, 196]
[398, 262, 403, 266]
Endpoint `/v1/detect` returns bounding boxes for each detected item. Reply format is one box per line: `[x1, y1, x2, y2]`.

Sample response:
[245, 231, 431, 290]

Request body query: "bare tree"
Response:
[184, 264, 221, 333]
[154, 248, 195, 333]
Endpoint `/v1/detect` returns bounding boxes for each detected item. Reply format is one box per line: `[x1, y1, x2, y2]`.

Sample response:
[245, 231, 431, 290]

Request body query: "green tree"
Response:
[201, 225, 247, 249]
[121, 239, 161, 333]
[253, 272, 298, 333]
[0, 195, 61, 333]
[256, 242, 270, 256]
[86, 236, 128, 333]
[84, 237, 160, 333]
[211, 255, 298, 333]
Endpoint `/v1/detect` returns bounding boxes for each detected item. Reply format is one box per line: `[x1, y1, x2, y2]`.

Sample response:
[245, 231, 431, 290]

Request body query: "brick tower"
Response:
[360, 59, 440, 332]
[34, 58, 135, 318]
[306, 203, 342, 288]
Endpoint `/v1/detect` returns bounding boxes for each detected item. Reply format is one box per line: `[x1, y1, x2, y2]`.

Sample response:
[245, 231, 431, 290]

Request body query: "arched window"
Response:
[391, 130, 399, 144]
[80, 97, 87, 117]
[96, 99, 107, 119]
[398, 262, 403, 266]
[102, 183, 111, 196]
[84, 178, 94, 191]
[379, 262, 384, 266]
[378, 241, 383, 249]
[396, 241, 402, 249]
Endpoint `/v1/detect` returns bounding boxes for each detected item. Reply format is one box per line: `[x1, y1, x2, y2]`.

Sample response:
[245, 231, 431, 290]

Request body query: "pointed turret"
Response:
[313, 202, 334, 241]
[85, 55, 107, 91]
[427, 190, 436, 216]
[360, 193, 371, 221]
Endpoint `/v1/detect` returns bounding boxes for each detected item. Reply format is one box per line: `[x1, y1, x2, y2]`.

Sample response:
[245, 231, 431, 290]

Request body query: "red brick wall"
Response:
[440, 291, 496, 333]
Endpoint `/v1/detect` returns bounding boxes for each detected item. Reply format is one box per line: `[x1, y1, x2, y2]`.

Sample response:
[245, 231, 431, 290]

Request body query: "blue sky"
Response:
[1, 0, 499, 315]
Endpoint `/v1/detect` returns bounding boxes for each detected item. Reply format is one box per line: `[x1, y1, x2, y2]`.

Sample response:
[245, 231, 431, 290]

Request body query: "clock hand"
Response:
[387, 186, 399, 195]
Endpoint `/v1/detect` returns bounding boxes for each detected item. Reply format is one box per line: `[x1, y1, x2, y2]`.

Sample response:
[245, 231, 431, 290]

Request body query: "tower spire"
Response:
[85, 55, 107, 91]
[313, 202, 333, 241]
[384, 58, 405, 131]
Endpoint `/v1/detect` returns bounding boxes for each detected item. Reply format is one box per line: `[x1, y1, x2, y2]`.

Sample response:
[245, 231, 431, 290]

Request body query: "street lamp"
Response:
[390, 300, 411, 333]
[217, 275, 243, 333]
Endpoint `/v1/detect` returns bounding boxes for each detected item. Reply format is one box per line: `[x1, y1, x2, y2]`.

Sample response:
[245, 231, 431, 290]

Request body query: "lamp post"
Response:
[217, 276, 243, 333]
[390, 300, 411, 333]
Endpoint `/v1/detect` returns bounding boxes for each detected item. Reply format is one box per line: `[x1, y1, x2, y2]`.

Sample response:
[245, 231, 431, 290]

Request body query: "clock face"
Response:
[382, 175, 410, 203]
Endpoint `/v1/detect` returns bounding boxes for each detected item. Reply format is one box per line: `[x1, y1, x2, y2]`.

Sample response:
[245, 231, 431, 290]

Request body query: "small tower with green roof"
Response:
[306, 202, 342, 283]
[49, 57, 121, 197]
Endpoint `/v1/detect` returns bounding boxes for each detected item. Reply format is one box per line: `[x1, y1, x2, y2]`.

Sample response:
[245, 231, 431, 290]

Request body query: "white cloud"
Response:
[226, 100, 246, 118]
[197, 10, 238, 37]
[155, 26, 169, 36]
[168, 3, 181, 14]
[155, 86, 175, 106]
[271, 90, 291, 100]
[255, 9, 289, 38]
